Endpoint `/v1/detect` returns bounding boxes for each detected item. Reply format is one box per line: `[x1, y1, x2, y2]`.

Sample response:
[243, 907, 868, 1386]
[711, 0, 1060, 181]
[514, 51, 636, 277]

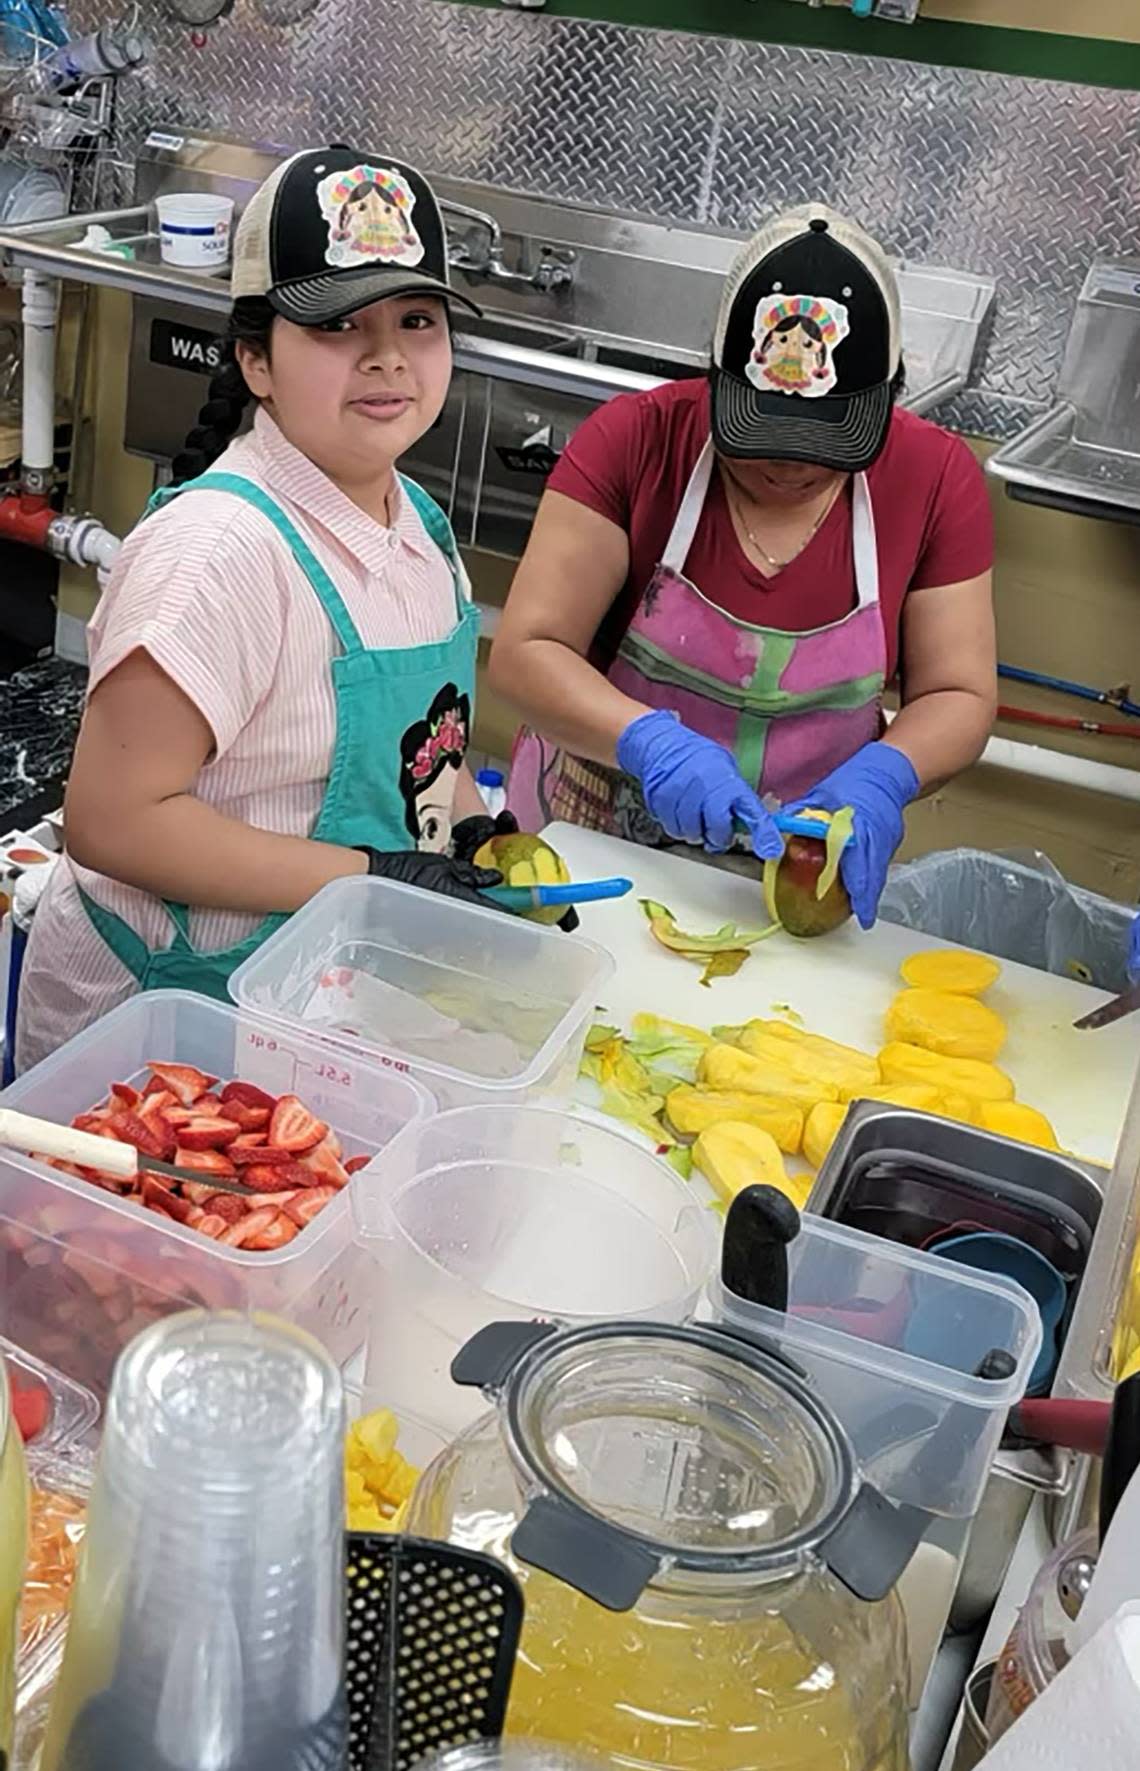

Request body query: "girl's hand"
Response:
[358, 847, 503, 906]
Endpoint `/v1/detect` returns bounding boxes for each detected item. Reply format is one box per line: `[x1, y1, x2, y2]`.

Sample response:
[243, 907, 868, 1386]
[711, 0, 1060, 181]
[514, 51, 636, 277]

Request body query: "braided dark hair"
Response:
[170, 296, 276, 485]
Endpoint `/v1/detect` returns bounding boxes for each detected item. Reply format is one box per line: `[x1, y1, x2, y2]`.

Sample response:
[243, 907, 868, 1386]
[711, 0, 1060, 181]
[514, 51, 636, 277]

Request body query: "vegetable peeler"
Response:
[481, 876, 633, 913]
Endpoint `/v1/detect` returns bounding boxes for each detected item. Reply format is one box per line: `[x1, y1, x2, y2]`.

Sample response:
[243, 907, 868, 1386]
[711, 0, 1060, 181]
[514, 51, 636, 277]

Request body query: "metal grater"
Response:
[345, 1534, 524, 1771]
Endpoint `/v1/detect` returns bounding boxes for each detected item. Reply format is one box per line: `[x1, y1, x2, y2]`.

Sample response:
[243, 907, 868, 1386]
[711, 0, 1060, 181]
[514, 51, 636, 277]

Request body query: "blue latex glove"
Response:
[788, 741, 920, 932]
[616, 709, 783, 858]
[1129, 915, 1140, 984]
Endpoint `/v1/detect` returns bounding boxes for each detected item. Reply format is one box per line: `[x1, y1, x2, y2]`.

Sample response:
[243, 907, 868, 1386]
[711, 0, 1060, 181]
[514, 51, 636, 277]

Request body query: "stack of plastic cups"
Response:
[39, 1310, 345, 1771]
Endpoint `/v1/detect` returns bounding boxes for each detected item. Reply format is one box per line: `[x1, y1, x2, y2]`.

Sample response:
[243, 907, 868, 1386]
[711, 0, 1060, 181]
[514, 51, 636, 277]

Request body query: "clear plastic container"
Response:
[0, 991, 434, 1395]
[353, 1106, 720, 1437]
[2, 1338, 99, 1456]
[1056, 1064, 1140, 1404]
[230, 875, 614, 1109]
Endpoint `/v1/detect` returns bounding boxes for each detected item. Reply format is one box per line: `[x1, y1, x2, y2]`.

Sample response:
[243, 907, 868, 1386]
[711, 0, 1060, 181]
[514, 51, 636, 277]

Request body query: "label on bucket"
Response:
[236, 1016, 369, 1099]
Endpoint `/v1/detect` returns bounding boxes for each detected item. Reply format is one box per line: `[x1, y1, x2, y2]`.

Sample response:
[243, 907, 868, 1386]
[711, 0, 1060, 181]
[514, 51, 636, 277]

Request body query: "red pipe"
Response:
[0, 492, 54, 551]
[998, 703, 1140, 743]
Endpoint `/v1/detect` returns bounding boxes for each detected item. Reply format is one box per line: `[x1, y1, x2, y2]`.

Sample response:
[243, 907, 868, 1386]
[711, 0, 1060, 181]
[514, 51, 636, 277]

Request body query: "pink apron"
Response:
[507, 436, 886, 843]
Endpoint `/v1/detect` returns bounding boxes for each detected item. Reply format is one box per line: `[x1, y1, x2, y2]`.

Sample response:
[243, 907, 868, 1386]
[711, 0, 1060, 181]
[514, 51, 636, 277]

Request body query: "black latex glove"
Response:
[449, 809, 580, 933]
[450, 808, 519, 863]
[357, 847, 503, 907]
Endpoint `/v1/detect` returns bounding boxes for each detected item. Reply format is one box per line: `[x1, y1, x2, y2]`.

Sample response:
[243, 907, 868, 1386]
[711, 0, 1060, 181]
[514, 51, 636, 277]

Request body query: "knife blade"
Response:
[1073, 979, 1140, 1031]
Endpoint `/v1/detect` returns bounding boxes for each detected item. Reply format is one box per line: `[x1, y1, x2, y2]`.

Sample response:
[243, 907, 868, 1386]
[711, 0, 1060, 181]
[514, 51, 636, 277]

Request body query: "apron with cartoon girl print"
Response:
[78, 471, 479, 1002]
[506, 437, 885, 842]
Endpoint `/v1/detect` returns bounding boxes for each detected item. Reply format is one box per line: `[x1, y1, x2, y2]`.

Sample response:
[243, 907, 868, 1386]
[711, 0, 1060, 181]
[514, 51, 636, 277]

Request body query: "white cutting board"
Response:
[544, 822, 1139, 1168]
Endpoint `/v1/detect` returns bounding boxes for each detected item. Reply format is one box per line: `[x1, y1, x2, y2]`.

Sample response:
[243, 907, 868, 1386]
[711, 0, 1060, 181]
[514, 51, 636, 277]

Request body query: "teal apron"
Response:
[78, 470, 479, 1002]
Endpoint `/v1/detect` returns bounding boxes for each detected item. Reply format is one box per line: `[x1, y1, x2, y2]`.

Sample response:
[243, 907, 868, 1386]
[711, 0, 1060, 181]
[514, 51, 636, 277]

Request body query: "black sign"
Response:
[495, 443, 561, 477]
[149, 318, 225, 377]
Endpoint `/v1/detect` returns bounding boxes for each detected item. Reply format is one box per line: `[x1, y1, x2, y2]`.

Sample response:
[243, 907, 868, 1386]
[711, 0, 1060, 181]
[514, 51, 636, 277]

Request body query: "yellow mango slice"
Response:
[878, 1042, 1015, 1104]
[839, 1081, 944, 1110]
[803, 1102, 848, 1171]
[697, 1042, 839, 1109]
[665, 1085, 803, 1153]
[900, 948, 1001, 996]
[693, 1121, 808, 1209]
[736, 1022, 880, 1098]
[885, 989, 1008, 1063]
[937, 1091, 981, 1126]
[979, 1101, 1059, 1150]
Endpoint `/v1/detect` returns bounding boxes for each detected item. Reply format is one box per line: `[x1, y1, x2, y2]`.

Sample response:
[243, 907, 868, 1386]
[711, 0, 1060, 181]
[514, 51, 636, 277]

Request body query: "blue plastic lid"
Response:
[477, 768, 505, 787]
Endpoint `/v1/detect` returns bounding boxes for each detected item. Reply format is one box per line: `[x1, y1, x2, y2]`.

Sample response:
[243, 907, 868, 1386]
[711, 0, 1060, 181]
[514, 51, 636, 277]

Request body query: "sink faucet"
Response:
[441, 198, 575, 294]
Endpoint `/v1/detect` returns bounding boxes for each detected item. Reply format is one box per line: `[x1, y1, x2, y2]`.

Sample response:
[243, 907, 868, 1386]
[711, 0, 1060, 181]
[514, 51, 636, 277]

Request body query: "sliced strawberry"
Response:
[176, 1115, 242, 1152]
[137, 1089, 176, 1127]
[173, 1147, 237, 1176]
[299, 1136, 350, 1189]
[238, 1162, 312, 1193]
[108, 1110, 172, 1161]
[246, 1212, 298, 1251]
[182, 1180, 220, 1208]
[220, 1207, 278, 1249]
[147, 1062, 218, 1107]
[146, 1180, 197, 1225]
[187, 1096, 225, 1119]
[230, 1131, 272, 1152]
[344, 1155, 372, 1176]
[268, 1094, 328, 1154]
[195, 1213, 228, 1240]
[201, 1192, 247, 1225]
[224, 1102, 271, 1133]
[283, 1186, 337, 1228]
[229, 1144, 292, 1167]
[9, 1371, 51, 1443]
[323, 1128, 343, 1160]
[109, 1081, 141, 1111]
[241, 1189, 301, 1210]
[220, 1080, 277, 1113]
[73, 1111, 116, 1136]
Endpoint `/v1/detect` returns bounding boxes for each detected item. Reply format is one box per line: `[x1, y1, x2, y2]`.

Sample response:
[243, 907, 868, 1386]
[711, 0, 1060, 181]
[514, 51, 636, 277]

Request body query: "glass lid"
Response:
[505, 1323, 858, 1575]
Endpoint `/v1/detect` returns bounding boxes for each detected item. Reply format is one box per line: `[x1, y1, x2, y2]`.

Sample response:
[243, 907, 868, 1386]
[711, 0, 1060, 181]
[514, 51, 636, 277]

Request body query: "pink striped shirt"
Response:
[16, 408, 464, 1072]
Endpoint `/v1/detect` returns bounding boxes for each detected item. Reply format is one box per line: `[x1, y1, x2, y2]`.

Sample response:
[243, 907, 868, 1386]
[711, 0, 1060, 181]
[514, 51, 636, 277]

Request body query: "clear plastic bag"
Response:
[878, 848, 1135, 993]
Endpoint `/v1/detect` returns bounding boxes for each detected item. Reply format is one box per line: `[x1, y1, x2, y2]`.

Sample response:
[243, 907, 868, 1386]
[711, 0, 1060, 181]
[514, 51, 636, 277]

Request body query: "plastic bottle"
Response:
[476, 768, 507, 817]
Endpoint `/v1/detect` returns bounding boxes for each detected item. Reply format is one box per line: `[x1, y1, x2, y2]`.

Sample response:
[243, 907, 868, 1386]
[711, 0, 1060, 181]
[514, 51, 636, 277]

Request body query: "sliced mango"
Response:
[878, 1042, 1015, 1104]
[900, 949, 1001, 996]
[736, 1022, 880, 1098]
[803, 1102, 848, 1171]
[693, 1121, 808, 1209]
[697, 1042, 838, 1109]
[979, 1101, 1059, 1150]
[886, 989, 1007, 1063]
[665, 1085, 803, 1153]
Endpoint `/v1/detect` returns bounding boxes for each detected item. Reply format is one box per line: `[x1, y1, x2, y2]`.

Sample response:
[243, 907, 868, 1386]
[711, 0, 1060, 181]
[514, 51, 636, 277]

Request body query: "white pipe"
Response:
[20, 268, 59, 487]
[883, 707, 1140, 804]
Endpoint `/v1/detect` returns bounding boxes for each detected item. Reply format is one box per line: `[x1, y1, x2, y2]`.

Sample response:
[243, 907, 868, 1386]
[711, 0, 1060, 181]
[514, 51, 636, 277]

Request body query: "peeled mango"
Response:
[852, 1082, 946, 1111]
[885, 988, 1008, 1063]
[979, 1100, 1059, 1150]
[693, 1121, 809, 1209]
[900, 949, 1001, 996]
[697, 1042, 838, 1110]
[665, 1085, 803, 1153]
[733, 1021, 880, 1099]
[878, 1041, 1014, 1104]
[803, 1102, 848, 1171]
[472, 832, 570, 925]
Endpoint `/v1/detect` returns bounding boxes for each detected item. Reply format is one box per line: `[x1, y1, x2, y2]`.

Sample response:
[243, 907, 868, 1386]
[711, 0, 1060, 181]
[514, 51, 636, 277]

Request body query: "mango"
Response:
[979, 1101, 1059, 1151]
[472, 832, 570, 924]
[766, 832, 852, 938]
[697, 1042, 838, 1110]
[737, 1021, 880, 1098]
[665, 1086, 803, 1153]
[937, 1091, 982, 1126]
[693, 1121, 808, 1209]
[803, 1102, 848, 1171]
[900, 949, 1001, 996]
[885, 989, 1008, 1063]
[878, 1042, 1015, 1104]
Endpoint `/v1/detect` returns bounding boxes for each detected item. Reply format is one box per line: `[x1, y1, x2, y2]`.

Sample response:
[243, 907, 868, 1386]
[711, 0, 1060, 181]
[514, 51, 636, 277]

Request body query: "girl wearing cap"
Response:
[15, 146, 514, 1071]
[493, 206, 996, 929]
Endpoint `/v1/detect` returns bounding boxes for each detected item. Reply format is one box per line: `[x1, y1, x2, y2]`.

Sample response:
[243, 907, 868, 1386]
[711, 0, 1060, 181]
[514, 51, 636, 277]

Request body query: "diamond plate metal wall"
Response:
[77, 0, 1140, 435]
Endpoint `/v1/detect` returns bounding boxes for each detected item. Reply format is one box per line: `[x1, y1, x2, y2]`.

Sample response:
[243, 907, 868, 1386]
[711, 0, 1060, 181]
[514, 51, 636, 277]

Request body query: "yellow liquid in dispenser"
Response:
[475, 1530, 909, 1771]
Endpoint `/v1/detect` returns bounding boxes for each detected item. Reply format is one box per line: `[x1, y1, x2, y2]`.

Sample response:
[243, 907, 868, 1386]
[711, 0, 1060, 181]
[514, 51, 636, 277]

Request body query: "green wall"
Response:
[450, 0, 1140, 91]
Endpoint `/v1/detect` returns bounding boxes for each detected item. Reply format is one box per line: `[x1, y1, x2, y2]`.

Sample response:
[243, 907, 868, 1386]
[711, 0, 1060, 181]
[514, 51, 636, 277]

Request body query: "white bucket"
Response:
[156, 192, 234, 271]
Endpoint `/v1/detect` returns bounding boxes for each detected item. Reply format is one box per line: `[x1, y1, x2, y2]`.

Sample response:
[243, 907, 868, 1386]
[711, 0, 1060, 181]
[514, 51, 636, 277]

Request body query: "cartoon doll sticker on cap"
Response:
[399, 684, 470, 853]
[318, 164, 424, 269]
[747, 293, 849, 397]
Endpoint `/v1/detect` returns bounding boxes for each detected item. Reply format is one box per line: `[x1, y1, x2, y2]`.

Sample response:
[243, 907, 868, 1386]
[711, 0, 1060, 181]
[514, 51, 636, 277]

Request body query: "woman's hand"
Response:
[618, 709, 783, 858]
[358, 848, 503, 905]
[789, 741, 919, 930]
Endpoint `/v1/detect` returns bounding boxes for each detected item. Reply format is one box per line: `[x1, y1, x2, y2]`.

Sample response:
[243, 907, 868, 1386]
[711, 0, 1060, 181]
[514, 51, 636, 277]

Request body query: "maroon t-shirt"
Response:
[547, 378, 993, 682]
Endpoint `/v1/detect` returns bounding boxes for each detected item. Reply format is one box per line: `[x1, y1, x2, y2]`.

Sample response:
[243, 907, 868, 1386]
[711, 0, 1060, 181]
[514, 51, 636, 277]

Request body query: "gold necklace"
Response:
[725, 472, 844, 572]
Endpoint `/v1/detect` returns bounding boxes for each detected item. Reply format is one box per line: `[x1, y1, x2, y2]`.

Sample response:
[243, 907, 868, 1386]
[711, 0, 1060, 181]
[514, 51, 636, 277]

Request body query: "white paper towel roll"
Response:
[980, 1602, 1140, 1768]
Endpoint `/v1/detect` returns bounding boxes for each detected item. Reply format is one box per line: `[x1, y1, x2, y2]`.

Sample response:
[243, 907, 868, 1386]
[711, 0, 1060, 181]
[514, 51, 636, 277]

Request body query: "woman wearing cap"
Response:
[493, 206, 996, 928]
[15, 146, 514, 1071]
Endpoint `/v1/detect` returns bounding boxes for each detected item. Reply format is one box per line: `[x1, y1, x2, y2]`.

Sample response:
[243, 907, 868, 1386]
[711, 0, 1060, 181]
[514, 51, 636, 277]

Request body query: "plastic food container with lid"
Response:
[229, 874, 614, 1109]
[0, 990, 434, 1394]
[409, 1319, 915, 1771]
